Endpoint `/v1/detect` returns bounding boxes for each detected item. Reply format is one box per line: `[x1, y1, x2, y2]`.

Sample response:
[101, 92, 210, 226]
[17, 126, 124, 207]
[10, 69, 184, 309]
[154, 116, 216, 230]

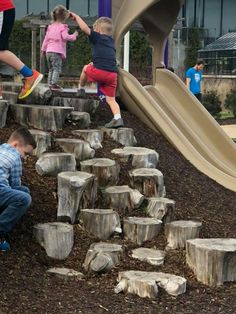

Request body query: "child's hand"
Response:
[41, 51, 45, 57]
[69, 12, 76, 20]
[73, 31, 79, 37]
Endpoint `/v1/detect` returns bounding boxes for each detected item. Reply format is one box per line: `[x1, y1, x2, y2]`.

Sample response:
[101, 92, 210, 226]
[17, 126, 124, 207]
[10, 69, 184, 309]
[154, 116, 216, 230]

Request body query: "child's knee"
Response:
[19, 192, 32, 208]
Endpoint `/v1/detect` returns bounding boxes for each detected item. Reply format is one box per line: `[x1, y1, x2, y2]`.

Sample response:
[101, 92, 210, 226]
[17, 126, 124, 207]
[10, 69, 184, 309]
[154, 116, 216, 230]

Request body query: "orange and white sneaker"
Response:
[18, 70, 43, 99]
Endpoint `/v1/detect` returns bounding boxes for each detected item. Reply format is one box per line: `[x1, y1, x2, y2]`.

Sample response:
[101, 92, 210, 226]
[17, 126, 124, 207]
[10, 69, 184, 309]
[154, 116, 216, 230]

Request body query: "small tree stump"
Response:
[36, 153, 76, 176]
[2, 91, 18, 105]
[103, 185, 144, 213]
[33, 222, 74, 260]
[10, 104, 73, 131]
[52, 97, 99, 113]
[129, 168, 165, 197]
[80, 158, 120, 189]
[79, 209, 121, 240]
[115, 271, 187, 298]
[103, 127, 137, 146]
[111, 147, 159, 169]
[0, 100, 9, 128]
[186, 238, 236, 286]
[29, 129, 52, 157]
[123, 217, 162, 245]
[165, 220, 202, 249]
[57, 171, 97, 224]
[55, 138, 95, 163]
[83, 242, 123, 273]
[0, 81, 22, 93]
[147, 197, 175, 224]
[70, 111, 91, 128]
[132, 248, 166, 266]
[25, 83, 52, 105]
[72, 129, 104, 149]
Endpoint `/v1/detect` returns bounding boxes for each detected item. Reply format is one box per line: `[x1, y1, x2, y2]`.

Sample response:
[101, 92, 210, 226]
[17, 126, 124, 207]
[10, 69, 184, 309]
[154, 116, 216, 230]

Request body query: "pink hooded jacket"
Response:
[41, 23, 77, 59]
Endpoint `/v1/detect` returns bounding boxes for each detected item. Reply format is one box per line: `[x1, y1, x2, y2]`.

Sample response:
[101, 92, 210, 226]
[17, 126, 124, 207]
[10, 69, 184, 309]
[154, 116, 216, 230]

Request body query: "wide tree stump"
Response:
[0, 81, 22, 93]
[33, 222, 74, 260]
[52, 97, 99, 113]
[123, 217, 162, 245]
[186, 238, 236, 286]
[47, 267, 84, 279]
[10, 104, 73, 131]
[57, 171, 97, 224]
[80, 158, 120, 189]
[55, 138, 95, 163]
[165, 220, 202, 249]
[70, 111, 91, 128]
[36, 153, 76, 176]
[147, 197, 175, 224]
[103, 185, 144, 213]
[25, 83, 52, 105]
[129, 168, 165, 197]
[103, 127, 137, 146]
[115, 271, 187, 298]
[72, 129, 104, 150]
[79, 209, 121, 240]
[0, 100, 9, 128]
[29, 129, 52, 157]
[132, 248, 166, 266]
[111, 147, 159, 169]
[83, 242, 123, 273]
[2, 91, 18, 105]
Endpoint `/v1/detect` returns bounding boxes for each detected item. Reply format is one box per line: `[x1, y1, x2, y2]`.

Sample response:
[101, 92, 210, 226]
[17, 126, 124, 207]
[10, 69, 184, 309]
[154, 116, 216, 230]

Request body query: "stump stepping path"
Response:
[29, 129, 52, 157]
[102, 127, 137, 146]
[52, 97, 99, 113]
[72, 129, 104, 149]
[69, 111, 91, 128]
[0, 100, 9, 128]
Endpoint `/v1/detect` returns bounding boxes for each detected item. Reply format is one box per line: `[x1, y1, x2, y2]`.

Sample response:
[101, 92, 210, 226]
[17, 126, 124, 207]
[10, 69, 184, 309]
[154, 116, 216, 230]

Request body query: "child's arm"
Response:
[61, 27, 78, 42]
[9, 159, 22, 188]
[69, 12, 91, 36]
[41, 29, 49, 53]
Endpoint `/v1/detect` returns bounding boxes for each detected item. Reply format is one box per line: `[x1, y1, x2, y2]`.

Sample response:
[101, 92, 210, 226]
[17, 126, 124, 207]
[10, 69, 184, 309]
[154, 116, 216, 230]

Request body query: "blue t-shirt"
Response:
[88, 30, 118, 73]
[186, 67, 202, 94]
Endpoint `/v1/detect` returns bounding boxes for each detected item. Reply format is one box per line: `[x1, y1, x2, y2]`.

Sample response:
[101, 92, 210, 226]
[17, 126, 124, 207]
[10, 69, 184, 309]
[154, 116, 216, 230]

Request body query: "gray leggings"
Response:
[46, 52, 62, 85]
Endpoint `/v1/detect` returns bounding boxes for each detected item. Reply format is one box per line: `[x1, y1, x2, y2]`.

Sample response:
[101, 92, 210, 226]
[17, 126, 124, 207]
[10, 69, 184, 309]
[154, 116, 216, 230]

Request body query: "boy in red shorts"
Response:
[0, 0, 43, 99]
[70, 12, 124, 128]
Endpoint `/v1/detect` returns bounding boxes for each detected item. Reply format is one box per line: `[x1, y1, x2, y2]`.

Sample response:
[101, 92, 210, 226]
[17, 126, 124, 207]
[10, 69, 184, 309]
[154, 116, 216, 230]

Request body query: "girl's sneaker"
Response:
[18, 70, 43, 99]
[0, 235, 10, 251]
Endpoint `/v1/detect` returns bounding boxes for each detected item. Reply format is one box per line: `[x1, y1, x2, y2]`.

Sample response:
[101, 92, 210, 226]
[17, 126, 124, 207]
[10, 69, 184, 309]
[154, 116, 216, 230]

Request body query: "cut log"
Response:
[186, 238, 236, 286]
[2, 91, 18, 105]
[57, 171, 97, 224]
[0, 81, 22, 93]
[72, 129, 104, 149]
[29, 129, 52, 157]
[132, 248, 166, 266]
[103, 185, 144, 213]
[165, 220, 202, 249]
[115, 271, 187, 298]
[129, 168, 165, 198]
[69, 111, 91, 128]
[33, 222, 74, 260]
[111, 147, 159, 169]
[103, 127, 137, 146]
[79, 209, 121, 240]
[25, 83, 52, 105]
[80, 158, 120, 189]
[36, 153, 76, 176]
[123, 217, 162, 245]
[10, 104, 73, 131]
[52, 97, 99, 113]
[55, 138, 95, 163]
[0, 100, 9, 128]
[47, 267, 84, 279]
[83, 242, 123, 273]
[147, 197, 175, 224]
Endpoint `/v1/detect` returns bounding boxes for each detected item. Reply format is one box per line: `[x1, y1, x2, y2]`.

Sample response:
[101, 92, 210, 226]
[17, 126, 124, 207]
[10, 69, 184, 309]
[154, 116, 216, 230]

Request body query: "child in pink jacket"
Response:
[41, 5, 78, 90]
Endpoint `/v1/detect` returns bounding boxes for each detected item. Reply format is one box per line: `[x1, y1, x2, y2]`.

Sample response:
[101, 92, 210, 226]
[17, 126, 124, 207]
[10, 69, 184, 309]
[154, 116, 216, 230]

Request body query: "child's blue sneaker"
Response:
[0, 235, 10, 251]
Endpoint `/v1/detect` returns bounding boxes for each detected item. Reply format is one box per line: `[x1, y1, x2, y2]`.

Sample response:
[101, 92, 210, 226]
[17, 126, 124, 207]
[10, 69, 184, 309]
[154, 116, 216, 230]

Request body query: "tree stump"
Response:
[55, 138, 95, 163]
[111, 147, 159, 169]
[165, 220, 202, 249]
[79, 209, 121, 240]
[123, 217, 162, 245]
[2, 91, 18, 105]
[10, 104, 73, 131]
[103, 127, 137, 146]
[36, 153, 76, 176]
[69, 111, 91, 128]
[0, 100, 9, 128]
[33, 222, 74, 260]
[25, 83, 52, 105]
[29, 129, 52, 157]
[186, 238, 236, 286]
[129, 168, 165, 197]
[52, 97, 99, 113]
[115, 271, 187, 298]
[80, 158, 120, 189]
[83, 242, 123, 273]
[132, 248, 166, 266]
[147, 197, 175, 224]
[0, 81, 22, 93]
[47, 267, 84, 279]
[57, 171, 97, 224]
[72, 129, 104, 149]
[103, 185, 144, 213]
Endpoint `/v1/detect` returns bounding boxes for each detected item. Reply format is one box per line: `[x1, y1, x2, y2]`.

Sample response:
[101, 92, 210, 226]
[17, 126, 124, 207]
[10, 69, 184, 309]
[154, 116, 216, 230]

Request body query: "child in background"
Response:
[0, 0, 43, 99]
[41, 5, 78, 91]
[0, 127, 36, 251]
[70, 13, 124, 129]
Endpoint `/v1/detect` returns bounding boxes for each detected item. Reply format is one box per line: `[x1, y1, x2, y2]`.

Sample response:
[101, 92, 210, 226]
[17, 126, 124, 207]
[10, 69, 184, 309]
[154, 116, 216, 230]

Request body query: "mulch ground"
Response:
[0, 105, 236, 314]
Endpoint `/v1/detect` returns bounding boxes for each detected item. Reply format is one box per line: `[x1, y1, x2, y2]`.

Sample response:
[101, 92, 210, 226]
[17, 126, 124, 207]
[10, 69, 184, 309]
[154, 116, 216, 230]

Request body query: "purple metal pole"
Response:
[164, 41, 168, 68]
[98, 0, 112, 17]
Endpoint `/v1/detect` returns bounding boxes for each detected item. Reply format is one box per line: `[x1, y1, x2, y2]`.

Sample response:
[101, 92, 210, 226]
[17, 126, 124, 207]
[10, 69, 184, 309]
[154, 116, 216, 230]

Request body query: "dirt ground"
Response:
[0, 105, 236, 314]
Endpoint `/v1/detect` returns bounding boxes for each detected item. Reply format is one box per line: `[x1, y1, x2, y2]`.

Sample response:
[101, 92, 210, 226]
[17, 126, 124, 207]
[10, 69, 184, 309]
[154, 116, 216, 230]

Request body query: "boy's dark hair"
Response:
[196, 59, 204, 66]
[9, 127, 36, 149]
[52, 5, 69, 22]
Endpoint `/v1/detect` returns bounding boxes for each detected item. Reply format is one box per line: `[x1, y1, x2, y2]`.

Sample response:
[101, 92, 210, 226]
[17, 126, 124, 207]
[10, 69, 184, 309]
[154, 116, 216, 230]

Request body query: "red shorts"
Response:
[85, 64, 117, 97]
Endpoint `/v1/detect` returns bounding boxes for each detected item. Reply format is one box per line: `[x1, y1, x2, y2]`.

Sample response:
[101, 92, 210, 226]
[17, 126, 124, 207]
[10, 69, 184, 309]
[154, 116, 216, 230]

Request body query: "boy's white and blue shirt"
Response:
[0, 143, 22, 188]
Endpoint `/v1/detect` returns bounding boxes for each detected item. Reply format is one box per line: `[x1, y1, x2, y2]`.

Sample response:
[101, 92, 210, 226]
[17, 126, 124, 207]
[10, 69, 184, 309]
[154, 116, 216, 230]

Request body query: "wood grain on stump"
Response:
[0, 100, 9, 128]
[52, 97, 99, 113]
[0, 81, 22, 93]
[103, 127, 137, 146]
[29, 129, 51, 157]
[25, 83, 52, 105]
[2, 91, 18, 105]
[70, 111, 91, 128]
[132, 248, 166, 266]
[72, 129, 104, 149]
[147, 197, 175, 224]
